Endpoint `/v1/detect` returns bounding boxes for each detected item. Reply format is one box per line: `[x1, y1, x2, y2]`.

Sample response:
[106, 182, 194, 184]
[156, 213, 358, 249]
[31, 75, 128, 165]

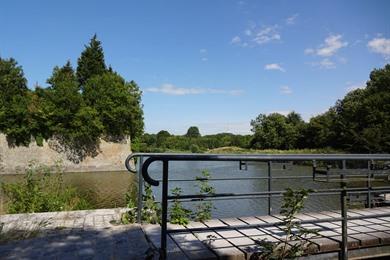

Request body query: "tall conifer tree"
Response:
[76, 34, 107, 87]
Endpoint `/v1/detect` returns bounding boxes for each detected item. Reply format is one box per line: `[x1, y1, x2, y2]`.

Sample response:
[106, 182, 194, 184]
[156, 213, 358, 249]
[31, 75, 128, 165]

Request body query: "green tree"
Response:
[250, 113, 301, 149]
[83, 71, 144, 140]
[156, 130, 171, 147]
[0, 57, 31, 146]
[186, 126, 201, 138]
[27, 86, 52, 145]
[302, 109, 338, 149]
[45, 62, 103, 161]
[76, 34, 107, 87]
[45, 61, 83, 135]
[334, 65, 390, 152]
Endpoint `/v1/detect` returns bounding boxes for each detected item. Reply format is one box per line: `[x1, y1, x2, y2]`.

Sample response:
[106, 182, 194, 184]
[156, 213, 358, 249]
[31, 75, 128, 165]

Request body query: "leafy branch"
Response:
[253, 188, 317, 259]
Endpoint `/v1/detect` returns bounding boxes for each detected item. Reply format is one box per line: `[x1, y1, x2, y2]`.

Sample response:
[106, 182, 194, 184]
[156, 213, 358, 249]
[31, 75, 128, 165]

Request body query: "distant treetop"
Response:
[186, 126, 201, 138]
[76, 34, 107, 87]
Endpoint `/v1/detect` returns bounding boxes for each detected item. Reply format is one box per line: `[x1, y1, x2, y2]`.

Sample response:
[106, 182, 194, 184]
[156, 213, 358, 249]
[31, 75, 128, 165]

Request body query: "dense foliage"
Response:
[135, 65, 389, 154]
[0, 35, 144, 160]
[133, 129, 252, 152]
[1, 163, 90, 213]
[0, 57, 31, 146]
[250, 64, 390, 153]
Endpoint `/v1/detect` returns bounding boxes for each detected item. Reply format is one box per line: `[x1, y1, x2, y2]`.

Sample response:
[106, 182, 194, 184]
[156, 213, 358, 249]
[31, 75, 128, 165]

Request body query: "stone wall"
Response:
[0, 134, 131, 174]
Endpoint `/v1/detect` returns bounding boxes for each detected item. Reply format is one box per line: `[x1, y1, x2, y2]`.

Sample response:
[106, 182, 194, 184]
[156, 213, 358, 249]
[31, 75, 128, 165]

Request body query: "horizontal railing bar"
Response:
[167, 211, 390, 234]
[154, 176, 314, 182]
[128, 152, 390, 161]
[171, 192, 342, 202]
[167, 187, 390, 201]
[155, 174, 390, 183]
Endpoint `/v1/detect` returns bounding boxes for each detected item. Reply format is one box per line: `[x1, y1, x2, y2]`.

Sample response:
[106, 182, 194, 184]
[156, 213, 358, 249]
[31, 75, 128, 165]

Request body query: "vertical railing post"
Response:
[268, 161, 272, 215]
[312, 160, 317, 181]
[340, 159, 348, 260]
[160, 160, 169, 259]
[367, 160, 372, 208]
[137, 156, 144, 224]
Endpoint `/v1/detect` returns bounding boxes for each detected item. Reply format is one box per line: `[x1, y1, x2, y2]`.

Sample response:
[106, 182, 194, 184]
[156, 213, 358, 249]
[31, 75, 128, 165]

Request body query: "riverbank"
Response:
[0, 170, 136, 215]
[206, 146, 343, 154]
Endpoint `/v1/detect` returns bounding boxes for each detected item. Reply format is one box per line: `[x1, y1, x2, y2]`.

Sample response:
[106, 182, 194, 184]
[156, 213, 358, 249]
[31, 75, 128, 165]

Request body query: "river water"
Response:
[146, 160, 341, 218]
[1, 161, 386, 218]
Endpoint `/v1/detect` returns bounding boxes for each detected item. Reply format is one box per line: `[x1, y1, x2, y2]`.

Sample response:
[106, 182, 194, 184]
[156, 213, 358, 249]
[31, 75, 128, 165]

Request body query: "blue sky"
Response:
[1, 0, 389, 135]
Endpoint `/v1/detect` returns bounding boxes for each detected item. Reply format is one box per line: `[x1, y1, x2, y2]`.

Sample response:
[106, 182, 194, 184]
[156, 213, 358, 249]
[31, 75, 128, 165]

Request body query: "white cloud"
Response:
[146, 83, 244, 96]
[253, 25, 281, 44]
[280, 85, 292, 95]
[346, 81, 366, 92]
[231, 36, 242, 44]
[306, 35, 348, 57]
[305, 35, 347, 69]
[338, 57, 348, 64]
[199, 48, 208, 61]
[268, 110, 291, 116]
[304, 48, 315, 55]
[307, 58, 336, 69]
[264, 63, 285, 72]
[286, 14, 299, 25]
[367, 37, 390, 59]
[319, 58, 336, 69]
[244, 29, 252, 36]
[197, 121, 251, 135]
[317, 35, 348, 56]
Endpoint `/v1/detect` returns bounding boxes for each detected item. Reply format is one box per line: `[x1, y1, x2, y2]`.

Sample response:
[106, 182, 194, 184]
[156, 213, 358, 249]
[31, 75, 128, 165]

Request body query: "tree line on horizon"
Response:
[137, 64, 390, 153]
[0, 35, 144, 161]
[1, 35, 389, 155]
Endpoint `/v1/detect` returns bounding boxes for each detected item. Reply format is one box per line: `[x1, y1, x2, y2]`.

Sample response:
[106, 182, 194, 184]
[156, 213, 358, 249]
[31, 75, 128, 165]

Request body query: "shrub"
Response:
[1, 163, 91, 213]
[169, 187, 191, 225]
[120, 183, 161, 224]
[194, 170, 215, 222]
[253, 188, 317, 259]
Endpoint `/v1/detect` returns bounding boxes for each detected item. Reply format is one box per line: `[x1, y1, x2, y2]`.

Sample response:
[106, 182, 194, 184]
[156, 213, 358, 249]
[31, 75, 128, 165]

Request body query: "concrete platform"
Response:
[144, 207, 390, 259]
[2, 207, 390, 259]
[0, 208, 151, 259]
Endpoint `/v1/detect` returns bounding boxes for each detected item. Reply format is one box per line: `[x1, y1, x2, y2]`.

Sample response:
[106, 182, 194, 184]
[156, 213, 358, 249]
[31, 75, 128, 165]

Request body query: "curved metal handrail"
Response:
[125, 153, 141, 173]
[141, 156, 161, 186]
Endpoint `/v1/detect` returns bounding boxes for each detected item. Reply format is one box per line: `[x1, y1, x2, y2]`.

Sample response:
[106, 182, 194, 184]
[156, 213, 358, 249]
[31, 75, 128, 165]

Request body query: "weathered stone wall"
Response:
[0, 134, 131, 174]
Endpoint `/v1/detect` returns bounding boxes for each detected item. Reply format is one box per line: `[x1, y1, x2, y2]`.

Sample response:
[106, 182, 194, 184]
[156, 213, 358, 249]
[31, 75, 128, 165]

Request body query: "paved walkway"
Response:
[2, 207, 390, 259]
[0, 209, 151, 259]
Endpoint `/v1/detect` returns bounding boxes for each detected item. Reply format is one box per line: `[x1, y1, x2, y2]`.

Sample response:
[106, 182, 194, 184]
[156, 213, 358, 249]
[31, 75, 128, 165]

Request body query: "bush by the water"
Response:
[1, 163, 91, 213]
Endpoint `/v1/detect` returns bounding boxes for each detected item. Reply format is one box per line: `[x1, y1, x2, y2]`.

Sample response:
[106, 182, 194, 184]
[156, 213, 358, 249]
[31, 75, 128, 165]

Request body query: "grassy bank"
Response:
[206, 146, 343, 154]
[135, 146, 344, 154]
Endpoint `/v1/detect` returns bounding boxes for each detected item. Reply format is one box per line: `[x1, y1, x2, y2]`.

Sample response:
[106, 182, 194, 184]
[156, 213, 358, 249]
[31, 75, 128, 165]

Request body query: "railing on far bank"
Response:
[125, 153, 390, 260]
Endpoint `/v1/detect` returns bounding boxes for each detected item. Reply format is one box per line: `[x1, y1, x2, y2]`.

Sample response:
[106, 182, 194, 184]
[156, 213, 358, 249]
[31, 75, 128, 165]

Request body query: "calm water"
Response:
[1, 161, 386, 218]
[146, 161, 342, 218]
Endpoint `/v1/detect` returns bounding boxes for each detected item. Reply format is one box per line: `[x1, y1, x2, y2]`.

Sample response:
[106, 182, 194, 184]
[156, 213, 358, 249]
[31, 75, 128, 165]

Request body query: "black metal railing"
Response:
[125, 153, 390, 260]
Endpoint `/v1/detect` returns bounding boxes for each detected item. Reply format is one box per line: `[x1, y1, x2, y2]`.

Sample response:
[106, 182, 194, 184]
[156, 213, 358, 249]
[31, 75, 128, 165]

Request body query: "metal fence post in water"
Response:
[160, 160, 169, 259]
[340, 159, 348, 260]
[137, 156, 144, 224]
[267, 161, 272, 215]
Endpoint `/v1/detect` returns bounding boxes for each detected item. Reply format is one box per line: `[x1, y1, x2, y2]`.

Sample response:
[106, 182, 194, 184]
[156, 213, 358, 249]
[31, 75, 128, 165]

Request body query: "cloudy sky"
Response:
[1, 0, 389, 135]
